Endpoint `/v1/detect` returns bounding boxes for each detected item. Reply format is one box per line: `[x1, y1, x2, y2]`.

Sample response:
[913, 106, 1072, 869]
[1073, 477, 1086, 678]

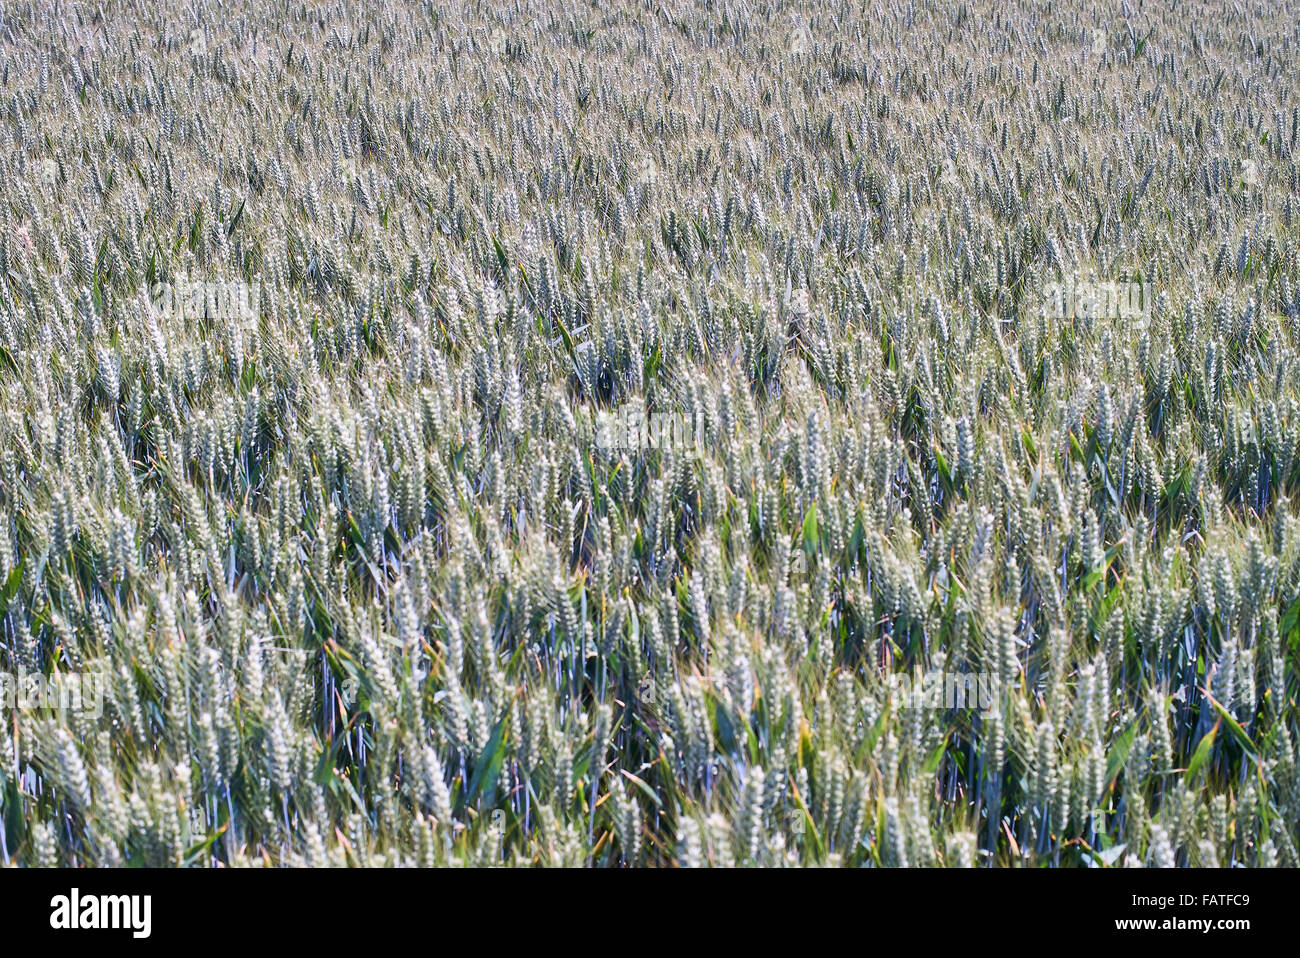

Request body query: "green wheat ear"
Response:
[0, 0, 1296, 869]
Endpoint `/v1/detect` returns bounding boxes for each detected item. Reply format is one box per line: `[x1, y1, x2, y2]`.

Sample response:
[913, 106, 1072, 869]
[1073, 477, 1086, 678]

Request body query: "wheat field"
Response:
[0, 0, 1298, 867]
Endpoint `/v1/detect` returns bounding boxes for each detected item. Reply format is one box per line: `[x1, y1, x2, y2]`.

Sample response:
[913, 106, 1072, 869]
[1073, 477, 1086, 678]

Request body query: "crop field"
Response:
[0, 0, 1299, 868]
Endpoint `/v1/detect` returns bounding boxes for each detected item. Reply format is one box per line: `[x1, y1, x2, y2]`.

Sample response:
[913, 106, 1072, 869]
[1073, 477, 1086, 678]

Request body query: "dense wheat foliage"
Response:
[1, 0, 1299, 867]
